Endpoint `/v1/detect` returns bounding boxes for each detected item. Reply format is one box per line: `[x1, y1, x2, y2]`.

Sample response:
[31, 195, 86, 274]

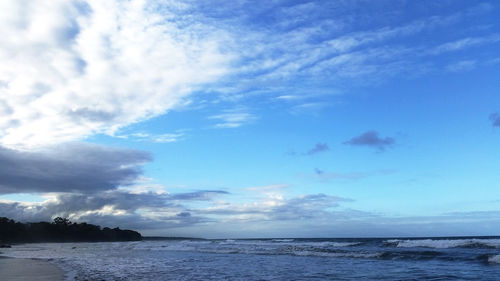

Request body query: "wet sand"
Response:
[0, 257, 64, 281]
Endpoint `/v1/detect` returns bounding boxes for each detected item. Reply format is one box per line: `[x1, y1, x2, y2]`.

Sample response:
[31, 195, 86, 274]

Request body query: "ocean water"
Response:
[2, 237, 500, 280]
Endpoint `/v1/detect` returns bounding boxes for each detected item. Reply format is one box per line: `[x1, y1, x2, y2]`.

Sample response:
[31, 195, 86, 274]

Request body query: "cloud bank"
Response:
[0, 187, 353, 234]
[0, 189, 228, 229]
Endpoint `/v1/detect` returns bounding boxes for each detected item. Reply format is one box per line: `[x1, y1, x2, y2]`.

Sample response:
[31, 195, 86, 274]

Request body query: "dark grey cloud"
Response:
[170, 190, 229, 201]
[0, 143, 151, 194]
[0, 202, 49, 222]
[343, 130, 395, 150]
[307, 142, 329, 155]
[490, 113, 500, 127]
[50, 191, 174, 214]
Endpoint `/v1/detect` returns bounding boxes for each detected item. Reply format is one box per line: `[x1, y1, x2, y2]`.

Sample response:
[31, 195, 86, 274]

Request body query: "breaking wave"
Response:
[385, 238, 500, 249]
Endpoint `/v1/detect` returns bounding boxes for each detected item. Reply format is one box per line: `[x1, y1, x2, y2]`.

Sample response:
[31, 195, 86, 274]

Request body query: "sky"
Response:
[0, 0, 499, 238]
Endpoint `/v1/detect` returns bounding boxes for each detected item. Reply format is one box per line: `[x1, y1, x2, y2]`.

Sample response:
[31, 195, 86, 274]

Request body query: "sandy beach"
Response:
[0, 257, 64, 281]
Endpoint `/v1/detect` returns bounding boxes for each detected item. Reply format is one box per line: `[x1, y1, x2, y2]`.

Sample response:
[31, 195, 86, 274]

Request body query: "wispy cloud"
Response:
[200, 2, 499, 108]
[430, 34, 500, 55]
[208, 108, 256, 128]
[118, 132, 185, 143]
[312, 168, 396, 182]
[246, 184, 289, 192]
[446, 60, 477, 72]
[313, 168, 367, 181]
[344, 131, 395, 151]
[291, 102, 332, 115]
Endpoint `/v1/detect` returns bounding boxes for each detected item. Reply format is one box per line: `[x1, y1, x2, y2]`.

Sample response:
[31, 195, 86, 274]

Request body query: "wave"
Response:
[293, 241, 361, 247]
[385, 238, 500, 249]
[488, 255, 500, 264]
[290, 250, 381, 259]
[379, 250, 446, 261]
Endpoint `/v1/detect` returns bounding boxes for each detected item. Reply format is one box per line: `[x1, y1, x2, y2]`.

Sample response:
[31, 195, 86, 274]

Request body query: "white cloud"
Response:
[118, 132, 185, 143]
[446, 60, 477, 72]
[430, 35, 500, 54]
[208, 108, 256, 128]
[0, 0, 231, 149]
[1, 1, 497, 149]
[195, 192, 351, 223]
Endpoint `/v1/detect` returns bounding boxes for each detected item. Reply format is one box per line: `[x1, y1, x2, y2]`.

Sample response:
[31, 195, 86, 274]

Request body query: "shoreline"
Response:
[0, 256, 64, 281]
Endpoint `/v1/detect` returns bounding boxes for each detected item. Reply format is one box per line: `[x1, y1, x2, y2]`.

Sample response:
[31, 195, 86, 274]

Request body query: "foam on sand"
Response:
[0, 257, 64, 281]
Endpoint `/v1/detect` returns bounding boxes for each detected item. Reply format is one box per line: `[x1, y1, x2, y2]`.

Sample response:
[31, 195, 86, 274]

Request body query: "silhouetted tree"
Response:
[0, 217, 142, 243]
[53, 217, 71, 226]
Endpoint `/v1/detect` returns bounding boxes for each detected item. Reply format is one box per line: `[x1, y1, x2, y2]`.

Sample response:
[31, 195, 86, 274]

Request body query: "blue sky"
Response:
[0, 0, 499, 238]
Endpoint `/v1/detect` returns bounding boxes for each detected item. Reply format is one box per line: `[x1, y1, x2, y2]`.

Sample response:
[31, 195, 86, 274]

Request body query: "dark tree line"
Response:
[0, 217, 142, 243]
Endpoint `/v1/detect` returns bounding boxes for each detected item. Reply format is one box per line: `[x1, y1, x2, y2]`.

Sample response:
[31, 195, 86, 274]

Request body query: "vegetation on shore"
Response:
[0, 217, 142, 243]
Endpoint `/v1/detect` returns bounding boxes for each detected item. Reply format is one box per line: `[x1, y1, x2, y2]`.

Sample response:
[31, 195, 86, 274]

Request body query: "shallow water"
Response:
[2, 237, 500, 280]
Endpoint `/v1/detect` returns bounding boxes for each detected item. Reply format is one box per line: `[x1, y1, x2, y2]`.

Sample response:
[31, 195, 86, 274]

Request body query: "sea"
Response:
[2, 237, 500, 280]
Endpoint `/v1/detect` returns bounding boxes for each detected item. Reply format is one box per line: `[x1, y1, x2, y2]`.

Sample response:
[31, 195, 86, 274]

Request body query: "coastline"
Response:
[0, 256, 64, 281]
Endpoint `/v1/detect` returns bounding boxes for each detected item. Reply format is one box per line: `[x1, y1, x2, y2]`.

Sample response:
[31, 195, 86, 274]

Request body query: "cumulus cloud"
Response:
[0, 0, 231, 149]
[490, 113, 500, 127]
[0, 143, 150, 194]
[343, 130, 395, 151]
